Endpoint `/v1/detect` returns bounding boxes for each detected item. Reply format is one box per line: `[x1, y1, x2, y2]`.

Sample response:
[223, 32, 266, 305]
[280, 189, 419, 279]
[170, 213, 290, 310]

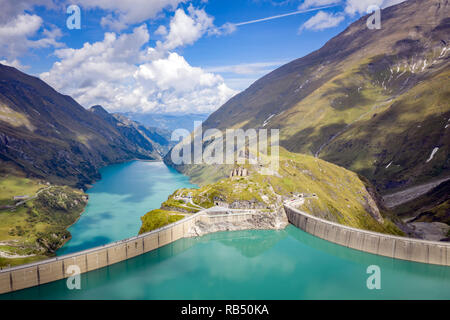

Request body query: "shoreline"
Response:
[2, 204, 449, 295]
[56, 159, 195, 256]
[83, 157, 164, 192]
[285, 203, 450, 266]
[0, 207, 285, 294]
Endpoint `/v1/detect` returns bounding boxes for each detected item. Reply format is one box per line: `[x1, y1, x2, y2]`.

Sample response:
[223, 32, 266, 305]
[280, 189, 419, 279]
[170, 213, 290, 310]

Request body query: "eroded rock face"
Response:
[409, 222, 450, 242]
[229, 200, 268, 210]
[185, 207, 289, 238]
[363, 195, 384, 224]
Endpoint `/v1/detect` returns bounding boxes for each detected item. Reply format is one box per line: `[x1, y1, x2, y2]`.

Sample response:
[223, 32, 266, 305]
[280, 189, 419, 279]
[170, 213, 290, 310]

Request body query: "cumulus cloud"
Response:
[0, 0, 56, 24]
[0, 59, 28, 70]
[299, 10, 344, 32]
[155, 5, 217, 53]
[76, 0, 187, 31]
[0, 13, 63, 66]
[40, 21, 237, 114]
[135, 53, 236, 113]
[155, 25, 168, 36]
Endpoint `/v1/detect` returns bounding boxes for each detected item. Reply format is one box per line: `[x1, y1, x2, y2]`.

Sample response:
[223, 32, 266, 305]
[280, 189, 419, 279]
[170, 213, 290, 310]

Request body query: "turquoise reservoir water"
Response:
[2, 161, 450, 300]
[57, 161, 197, 255]
[3, 227, 450, 300]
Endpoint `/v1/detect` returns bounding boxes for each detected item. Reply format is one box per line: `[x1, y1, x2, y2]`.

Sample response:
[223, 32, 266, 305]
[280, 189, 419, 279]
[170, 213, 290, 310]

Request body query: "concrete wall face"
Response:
[11, 267, 38, 291]
[0, 212, 260, 295]
[38, 261, 63, 285]
[428, 245, 445, 265]
[159, 229, 172, 247]
[126, 239, 144, 259]
[0, 272, 11, 294]
[86, 250, 108, 272]
[107, 244, 127, 265]
[285, 205, 450, 266]
[363, 234, 380, 255]
[447, 247, 450, 266]
[3, 207, 447, 295]
[63, 255, 87, 276]
[143, 233, 159, 253]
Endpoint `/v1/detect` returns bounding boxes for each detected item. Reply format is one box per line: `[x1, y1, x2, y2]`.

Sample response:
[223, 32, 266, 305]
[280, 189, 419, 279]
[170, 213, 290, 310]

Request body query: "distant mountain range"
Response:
[0, 64, 170, 188]
[120, 112, 209, 133]
[92, 107, 175, 155]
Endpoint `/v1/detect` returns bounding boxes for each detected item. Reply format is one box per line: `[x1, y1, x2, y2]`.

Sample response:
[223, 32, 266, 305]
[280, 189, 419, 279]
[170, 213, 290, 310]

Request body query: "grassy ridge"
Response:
[0, 176, 43, 207]
[153, 148, 403, 236]
[0, 176, 87, 268]
[139, 209, 185, 235]
[196, 0, 449, 198]
[321, 68, 450, 191]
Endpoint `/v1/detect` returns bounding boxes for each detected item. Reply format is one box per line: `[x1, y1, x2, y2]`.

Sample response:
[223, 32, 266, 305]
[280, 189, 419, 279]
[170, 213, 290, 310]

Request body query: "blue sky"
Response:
[0, 0, 405, 114]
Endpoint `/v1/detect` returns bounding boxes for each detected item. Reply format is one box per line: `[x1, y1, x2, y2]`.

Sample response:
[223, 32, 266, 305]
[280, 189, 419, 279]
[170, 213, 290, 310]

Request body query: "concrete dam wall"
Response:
[284, 204, 450, 266]
[2, 204, 448, 295]
[0, 210, 259, 295]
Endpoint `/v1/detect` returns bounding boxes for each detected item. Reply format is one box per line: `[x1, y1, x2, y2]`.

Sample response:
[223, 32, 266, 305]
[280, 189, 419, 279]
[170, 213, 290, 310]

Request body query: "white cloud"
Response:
[76, 0, 187, 31]
[345, 0, 406, 15]
[0, 59, 28, 70]
[155, 25, 168, 36]
[300, 10, 344, 32]
[0, 0, 56, 24]
[0, 13, 63, 63]
[298, 0, 341, 10]
[298, 0, 407, 17]
[40, 23, 237, 114]
[135, 53, 236, 113]
[157, 5, 217, 52]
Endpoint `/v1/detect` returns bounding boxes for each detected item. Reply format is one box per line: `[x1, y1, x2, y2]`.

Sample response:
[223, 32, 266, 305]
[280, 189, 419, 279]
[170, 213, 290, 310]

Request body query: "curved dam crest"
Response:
[284, 204, 450, 266]
[0, 209, 261, 294]
[1, 203, 450, 295]
[0, 160, 449, 297]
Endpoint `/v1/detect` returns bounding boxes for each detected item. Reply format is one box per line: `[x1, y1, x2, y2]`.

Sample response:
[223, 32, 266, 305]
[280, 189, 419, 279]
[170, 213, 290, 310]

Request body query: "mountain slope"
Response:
[201, 0, 449, 193]
[0, 64, 161, 188]
[152, 148, 403, 236]
[121, 112, 209, 133]
[111, 113, 174, 155]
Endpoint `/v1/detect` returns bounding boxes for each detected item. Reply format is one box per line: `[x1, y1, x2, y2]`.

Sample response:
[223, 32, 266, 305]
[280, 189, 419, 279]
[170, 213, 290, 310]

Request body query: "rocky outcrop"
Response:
[185, 207, 289, 238]
[229, 200, 268, 210]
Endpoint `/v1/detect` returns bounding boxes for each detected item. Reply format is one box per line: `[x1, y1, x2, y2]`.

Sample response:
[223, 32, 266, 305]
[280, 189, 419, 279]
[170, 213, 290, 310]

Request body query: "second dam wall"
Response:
[284, 204, 450, 267]
[3, 204, 449, 295]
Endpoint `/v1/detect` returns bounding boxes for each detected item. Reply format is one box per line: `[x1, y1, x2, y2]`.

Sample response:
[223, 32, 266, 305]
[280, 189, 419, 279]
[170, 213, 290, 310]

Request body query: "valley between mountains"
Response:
[0, 0, 448, 268]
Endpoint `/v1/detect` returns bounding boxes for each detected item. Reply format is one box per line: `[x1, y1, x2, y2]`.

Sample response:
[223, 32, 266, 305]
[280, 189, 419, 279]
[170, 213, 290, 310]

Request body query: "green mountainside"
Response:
[149, 148, 403, 235]
[0, 64, 168, 266]
[165, 0, 449, 231]
[111, 112, 175, 155]
[0, 174, 87, 268]
[199, 0, 449, 193]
